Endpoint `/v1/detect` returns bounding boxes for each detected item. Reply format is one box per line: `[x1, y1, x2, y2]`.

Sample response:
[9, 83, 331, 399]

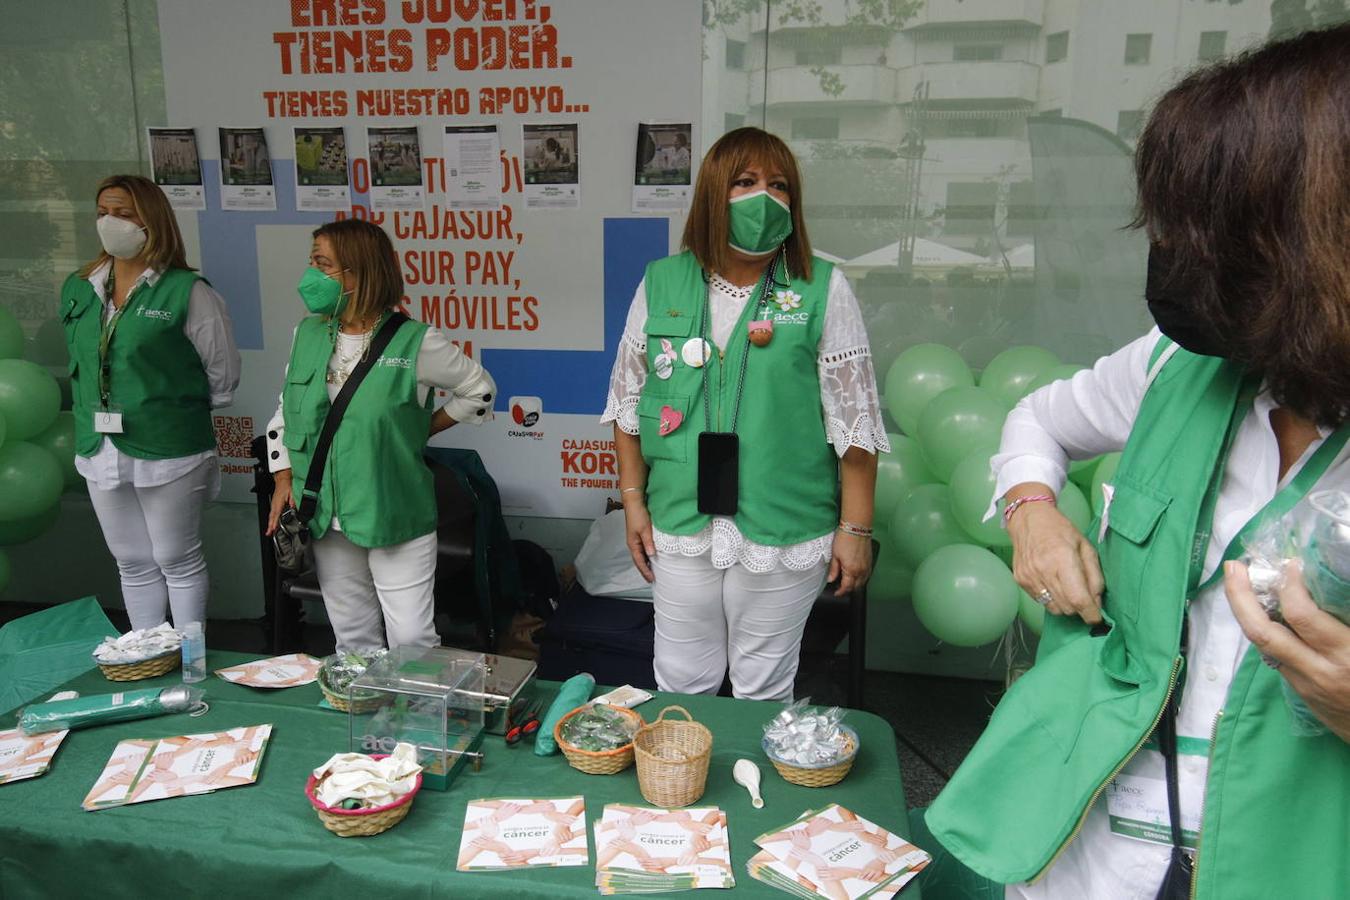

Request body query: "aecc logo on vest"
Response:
[508, 395, 543, 440]
[137, 308, 174, 322]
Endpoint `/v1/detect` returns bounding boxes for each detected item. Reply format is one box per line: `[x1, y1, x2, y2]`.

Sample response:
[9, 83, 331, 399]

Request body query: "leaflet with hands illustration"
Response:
[457, 796, 589, 871]
[81, 724, 272, 811]
[593, 803, 734, 893]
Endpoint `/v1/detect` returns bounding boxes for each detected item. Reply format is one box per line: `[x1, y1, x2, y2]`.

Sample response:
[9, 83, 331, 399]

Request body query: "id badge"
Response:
[697, 432, 738, 515]
[94, 408, 125, 434]
[1105, 745, 1207, 849]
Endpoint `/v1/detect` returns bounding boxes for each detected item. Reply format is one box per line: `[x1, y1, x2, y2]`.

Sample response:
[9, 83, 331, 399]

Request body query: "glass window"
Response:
[1116, 109, 1145, 142]
[1045, 31, 1069, 64]
[944, 118, 999, 139]
[726, 38, 746, 70]
[1124, 33, 1153, 65]
[795, 46, 841, 66]
[1006, 181, 1037, 236]
[954, 44, 1003, 62]
[724, 112, 745, 133]
[790, 117, 839, 140]
[1198, 30, 1228, 60]
[944, 182, 998, 235]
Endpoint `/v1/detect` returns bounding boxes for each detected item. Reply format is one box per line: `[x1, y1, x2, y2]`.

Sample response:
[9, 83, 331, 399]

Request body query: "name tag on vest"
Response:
[94, 410, 125, 434]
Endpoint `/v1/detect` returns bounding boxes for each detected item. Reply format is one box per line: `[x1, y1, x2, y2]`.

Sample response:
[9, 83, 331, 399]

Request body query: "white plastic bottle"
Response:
[181, 622, 206, 684]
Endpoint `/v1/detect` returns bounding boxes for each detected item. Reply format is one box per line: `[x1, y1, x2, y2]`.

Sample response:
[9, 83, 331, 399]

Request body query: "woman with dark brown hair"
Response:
[600, 127, 888, 701]
[263, 218, 495, 651]
[925, 25, 1350, 899]
[62, 174, 240, 631]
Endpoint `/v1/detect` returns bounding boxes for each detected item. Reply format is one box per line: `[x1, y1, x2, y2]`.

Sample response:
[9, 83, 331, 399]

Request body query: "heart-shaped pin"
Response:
[658, 405, 683, 436]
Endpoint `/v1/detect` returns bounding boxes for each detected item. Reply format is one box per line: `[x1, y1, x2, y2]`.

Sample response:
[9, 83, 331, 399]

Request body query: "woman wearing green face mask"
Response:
[263, 218, 496, 652]
[601, 127, 889, 701]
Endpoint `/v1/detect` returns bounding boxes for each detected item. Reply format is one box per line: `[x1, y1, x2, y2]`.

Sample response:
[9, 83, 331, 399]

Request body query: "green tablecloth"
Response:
[0, 651, 919, 898]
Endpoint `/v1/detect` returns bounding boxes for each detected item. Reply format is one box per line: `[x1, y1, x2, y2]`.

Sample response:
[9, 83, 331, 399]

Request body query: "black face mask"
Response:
[1145, 245, 1228, 358]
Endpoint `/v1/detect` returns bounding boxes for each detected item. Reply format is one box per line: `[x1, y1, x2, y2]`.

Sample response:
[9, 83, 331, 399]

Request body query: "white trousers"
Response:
[311, 529, 439, 652]
[86, 457, 213, 630]
[651, 551, 828, 702]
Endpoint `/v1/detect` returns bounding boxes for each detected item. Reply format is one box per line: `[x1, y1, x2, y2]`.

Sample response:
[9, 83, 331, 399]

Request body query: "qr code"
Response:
[213, 415, 255, 460]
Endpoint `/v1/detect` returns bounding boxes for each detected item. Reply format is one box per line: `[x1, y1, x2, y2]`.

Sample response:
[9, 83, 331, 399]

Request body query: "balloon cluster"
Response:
[0, 306, 77, 594]
[871, 343, 1119, 647]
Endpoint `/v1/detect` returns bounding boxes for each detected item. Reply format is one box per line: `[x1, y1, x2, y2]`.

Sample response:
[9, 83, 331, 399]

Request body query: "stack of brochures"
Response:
[593, 803, 734, 893]
[747, 804, 930, 899]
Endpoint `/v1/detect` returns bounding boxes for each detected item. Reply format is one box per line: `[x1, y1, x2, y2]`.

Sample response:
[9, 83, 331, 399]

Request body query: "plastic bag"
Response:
[560, 703, 638, 752]
[761, 698, 849, 766]
[1240, 489, 1350, 736]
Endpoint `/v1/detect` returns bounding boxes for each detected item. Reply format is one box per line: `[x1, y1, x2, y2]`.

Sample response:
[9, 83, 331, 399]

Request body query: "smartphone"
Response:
[697, 432, 739, 515]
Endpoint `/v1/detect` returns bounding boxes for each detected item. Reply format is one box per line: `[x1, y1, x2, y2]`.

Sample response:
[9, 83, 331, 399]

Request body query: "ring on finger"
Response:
[1034, 589, 1053, 607]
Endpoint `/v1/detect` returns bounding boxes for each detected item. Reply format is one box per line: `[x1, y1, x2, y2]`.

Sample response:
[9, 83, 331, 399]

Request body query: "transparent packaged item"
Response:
[348, 647, 487, 790]
[181, 622, 206, 684]
[20, 687, 203, 735]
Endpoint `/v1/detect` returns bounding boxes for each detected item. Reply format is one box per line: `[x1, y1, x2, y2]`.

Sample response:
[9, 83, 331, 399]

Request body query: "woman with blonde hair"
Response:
[61, 174, 240, 630]
[601, 127, 888, 701]
[264, 218, 496, 651]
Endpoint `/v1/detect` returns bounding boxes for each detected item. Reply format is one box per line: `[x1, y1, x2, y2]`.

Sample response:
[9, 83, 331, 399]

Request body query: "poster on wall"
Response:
[218, 127, 276, 211]
[293, 126, 350, 212]
[632, 123, 692, 212]
[442, 125, 501, 211]
[367, 126, 424, 211]
[147, 127, 205, 210]
[522, 123, 580, 210]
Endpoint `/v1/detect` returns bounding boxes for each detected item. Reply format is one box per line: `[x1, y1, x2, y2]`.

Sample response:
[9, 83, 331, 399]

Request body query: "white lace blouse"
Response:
[600, 265, 890, 571]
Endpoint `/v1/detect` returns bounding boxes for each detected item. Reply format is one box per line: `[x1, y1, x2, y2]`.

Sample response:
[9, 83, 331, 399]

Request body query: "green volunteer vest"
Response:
[638, 252, 838, 545]
[926, 347, 1350, 898]
[61, 268, 215, 460]
[281, 315, 437, 548]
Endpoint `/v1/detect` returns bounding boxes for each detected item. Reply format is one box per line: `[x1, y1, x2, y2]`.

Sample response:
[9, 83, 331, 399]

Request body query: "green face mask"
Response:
[728, 190, 792, 257]
[297, 266, 347, 316]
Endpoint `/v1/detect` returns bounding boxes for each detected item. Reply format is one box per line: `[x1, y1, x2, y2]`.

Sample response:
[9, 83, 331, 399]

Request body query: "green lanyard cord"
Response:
[98, 265, 141, 409]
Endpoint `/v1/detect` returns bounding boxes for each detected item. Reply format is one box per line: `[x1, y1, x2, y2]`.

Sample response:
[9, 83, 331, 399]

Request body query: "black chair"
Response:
[803, 538, 878, 710]
[251, 436, 480, 654]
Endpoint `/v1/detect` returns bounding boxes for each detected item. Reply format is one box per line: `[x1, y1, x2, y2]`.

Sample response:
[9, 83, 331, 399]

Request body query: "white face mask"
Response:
[96, 214, 147, 260]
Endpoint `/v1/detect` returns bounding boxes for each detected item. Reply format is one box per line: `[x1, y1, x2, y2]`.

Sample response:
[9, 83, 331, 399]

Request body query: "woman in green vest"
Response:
[601, 128, 888, 701]
[263, 218, 495, 652]
[926, 26, 1350, 899]
[62, 174, 240, 632]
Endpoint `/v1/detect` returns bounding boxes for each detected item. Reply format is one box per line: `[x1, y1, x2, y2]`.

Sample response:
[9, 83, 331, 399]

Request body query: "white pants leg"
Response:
[86, 459, 213, 630]
[312, 530, 439, 652]
[651, 552, 728, 695]
[652, 552, 828, 701]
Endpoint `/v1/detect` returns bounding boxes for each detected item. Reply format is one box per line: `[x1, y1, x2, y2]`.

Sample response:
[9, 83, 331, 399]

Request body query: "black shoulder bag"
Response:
[273, 312, 410, 572]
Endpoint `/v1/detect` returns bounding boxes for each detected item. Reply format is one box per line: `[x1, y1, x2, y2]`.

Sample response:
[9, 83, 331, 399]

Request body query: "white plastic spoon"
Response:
[733, 758, 764, 809]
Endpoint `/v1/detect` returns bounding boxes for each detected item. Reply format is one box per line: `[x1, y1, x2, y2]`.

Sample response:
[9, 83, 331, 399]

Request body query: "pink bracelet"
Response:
[1002, 494, 1055, 525]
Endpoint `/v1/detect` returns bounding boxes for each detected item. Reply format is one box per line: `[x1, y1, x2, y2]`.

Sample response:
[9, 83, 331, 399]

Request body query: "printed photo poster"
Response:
[523, 123, 580, 210]
[633, 123, 692, 212]
[147, 127, 205, 210]
[293, 126, 350, 211]
[443, 125, 502, 211]
[367, 126, 424, 211]
[218, 127, 277, 211]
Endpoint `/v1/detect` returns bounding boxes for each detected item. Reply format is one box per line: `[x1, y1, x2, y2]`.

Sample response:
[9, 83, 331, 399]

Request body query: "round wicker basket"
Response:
[633, 705, 713, 808]
[555, 704, 644, 775]
[317, 670, 384, 714]
[305, 755, 422, 837]
[96, 648, 182, 682]
[763, 725, 859, 788]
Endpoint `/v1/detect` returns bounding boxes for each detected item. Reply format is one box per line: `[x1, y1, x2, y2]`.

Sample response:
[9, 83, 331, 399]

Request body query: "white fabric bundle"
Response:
[93, 624, 182, 663]
[311, 742, 423, 809]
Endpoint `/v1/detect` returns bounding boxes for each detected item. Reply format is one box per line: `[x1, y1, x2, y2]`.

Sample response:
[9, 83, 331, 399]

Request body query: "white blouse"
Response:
[600, 265, 889, 572]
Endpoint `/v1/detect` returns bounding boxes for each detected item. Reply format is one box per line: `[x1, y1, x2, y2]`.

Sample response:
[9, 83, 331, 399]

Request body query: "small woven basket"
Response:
[634, 705, 713, 808]
[317, 670, 384, 714]
[96, 648, 182, 682]
[764, 725, 859, 788]
[305, 755, 422, 837]
[555, 704, 645, 775]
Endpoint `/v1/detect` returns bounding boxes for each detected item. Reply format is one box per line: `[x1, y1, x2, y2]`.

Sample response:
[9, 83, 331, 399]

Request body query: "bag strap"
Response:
[297, 312, 409, 523]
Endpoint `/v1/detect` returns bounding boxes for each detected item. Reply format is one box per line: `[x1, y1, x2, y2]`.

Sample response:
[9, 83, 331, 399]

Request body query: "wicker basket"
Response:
[555, 704, 645, 775]
[764, 725, 859, 788]
[317, 670, 385, 714]
[305, 755, 423, 837]
[96, 649, 182, 682]
[633, 705, 713, 808]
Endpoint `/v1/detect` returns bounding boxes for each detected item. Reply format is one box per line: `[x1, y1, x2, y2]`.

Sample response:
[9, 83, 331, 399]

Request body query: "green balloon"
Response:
[0, 442, 63, 521]
[31, 411, 79, 490]
[874, 434, 938, 524]
[0, 502, 60, 546]
[1068, 455, 1101, 489]
[0, 547, 8, 593]
[0, 408, 6, 450]
[1017, 588, 1045, 635]
[979, 346, 1060, 408]
[912, 544, 1019, 647]
[0, 307, 22, 360]
[0, 359, 60, 441]
[28, 318, 67, 366]
[949, 445, 1008, 547]
[916, 386, 1009, 482]
[868, 547, 914, 604]
[1058, 481, 1092, 533]
[884, 344, 973, 435]
[1090, 453, 1123, 515]
[993, 543, 1015, 569]
[1024, 363, 1086, 397]
[888, 483, 969, 569]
